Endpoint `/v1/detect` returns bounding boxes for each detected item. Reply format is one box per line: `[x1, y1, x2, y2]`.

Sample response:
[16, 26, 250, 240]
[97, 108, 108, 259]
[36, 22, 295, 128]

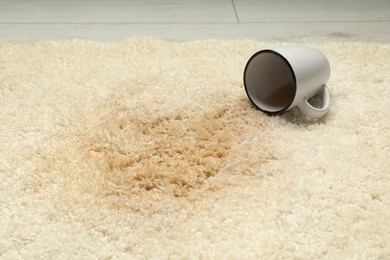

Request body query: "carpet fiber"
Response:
[0, 38, 389, 258]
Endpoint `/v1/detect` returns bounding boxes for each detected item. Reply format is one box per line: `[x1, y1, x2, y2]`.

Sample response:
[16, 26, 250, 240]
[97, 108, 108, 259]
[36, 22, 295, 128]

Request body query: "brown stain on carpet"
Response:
[32, 92, 269, 217]
[86, 97, 254, 199]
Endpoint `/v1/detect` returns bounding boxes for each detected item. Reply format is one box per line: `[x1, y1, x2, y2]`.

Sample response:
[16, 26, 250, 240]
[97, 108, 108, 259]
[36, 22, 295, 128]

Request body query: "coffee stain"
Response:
[86, 98, 251, 199]
[32, 91, 270, 218]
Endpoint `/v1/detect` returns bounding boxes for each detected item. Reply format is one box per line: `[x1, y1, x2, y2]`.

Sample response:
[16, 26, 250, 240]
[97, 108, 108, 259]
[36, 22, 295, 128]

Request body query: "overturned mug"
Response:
[243, 46, 331, 120]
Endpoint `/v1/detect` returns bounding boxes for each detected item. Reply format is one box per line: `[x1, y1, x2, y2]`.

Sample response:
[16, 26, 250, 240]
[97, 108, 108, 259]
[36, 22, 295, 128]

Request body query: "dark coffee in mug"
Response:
[243, 46, 331, 120]
[244, 51, 295, 113]
[261, 83, 295, 109]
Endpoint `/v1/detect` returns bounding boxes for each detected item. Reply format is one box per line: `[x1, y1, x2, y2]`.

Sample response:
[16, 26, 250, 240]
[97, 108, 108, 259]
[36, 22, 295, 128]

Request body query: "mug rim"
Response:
[243, 49, 297, 115]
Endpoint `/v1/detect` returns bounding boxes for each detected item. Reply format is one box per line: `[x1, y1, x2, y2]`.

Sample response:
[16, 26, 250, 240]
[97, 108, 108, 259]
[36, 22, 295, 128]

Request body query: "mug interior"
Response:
[244, 50, 296, 114]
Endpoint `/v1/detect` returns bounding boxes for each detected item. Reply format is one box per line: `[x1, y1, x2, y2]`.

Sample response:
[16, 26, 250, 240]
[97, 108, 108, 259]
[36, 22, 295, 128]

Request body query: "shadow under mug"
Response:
[243, 46, 331, 120]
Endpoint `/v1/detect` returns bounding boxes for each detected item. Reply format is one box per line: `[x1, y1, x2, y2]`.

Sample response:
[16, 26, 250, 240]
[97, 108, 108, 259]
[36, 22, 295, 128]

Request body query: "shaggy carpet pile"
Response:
[0, 38, 389, 258]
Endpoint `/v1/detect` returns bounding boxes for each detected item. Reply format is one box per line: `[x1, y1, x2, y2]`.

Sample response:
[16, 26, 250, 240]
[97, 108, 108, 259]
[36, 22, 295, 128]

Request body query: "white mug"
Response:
[243, 46, 331, 120]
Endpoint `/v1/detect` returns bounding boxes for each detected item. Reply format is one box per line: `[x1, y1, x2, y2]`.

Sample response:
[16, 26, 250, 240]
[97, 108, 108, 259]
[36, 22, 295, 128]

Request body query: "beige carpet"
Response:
[0, 38, 389, 258]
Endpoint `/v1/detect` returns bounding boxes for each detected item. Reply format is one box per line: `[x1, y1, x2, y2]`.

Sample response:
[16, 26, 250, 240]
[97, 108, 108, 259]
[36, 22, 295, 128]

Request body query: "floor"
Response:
[0, 0, 389, 42]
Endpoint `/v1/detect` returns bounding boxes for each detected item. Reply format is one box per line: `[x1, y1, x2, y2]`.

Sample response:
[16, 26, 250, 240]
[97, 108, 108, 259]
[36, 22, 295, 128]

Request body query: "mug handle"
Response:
[298, 85, 331, 120]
